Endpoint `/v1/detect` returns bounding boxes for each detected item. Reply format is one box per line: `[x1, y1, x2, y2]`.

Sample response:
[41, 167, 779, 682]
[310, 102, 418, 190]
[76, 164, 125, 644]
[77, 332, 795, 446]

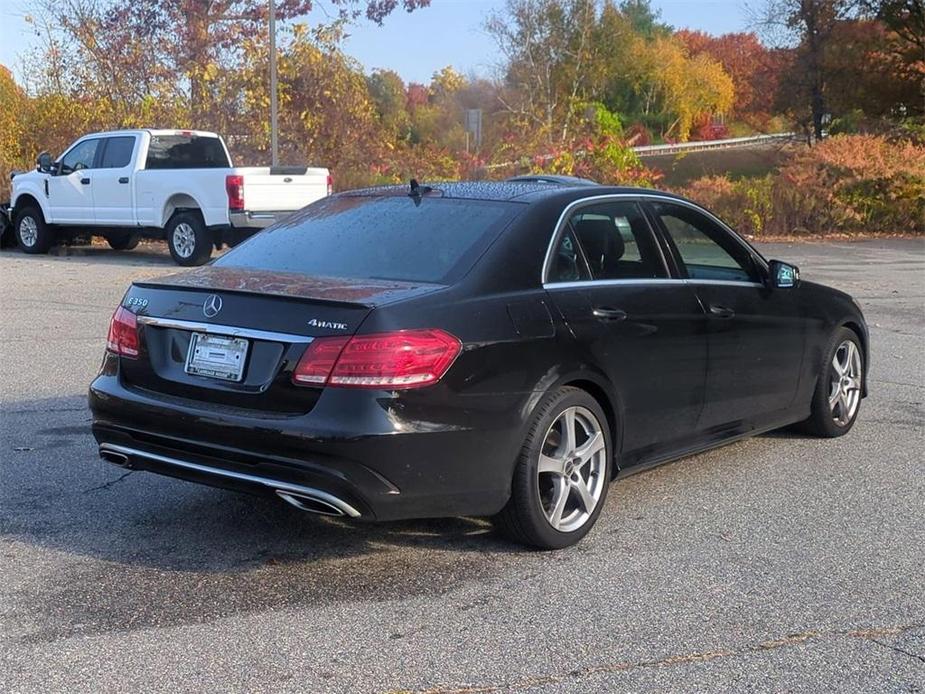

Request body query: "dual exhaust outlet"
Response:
[98, 444, 359, 518]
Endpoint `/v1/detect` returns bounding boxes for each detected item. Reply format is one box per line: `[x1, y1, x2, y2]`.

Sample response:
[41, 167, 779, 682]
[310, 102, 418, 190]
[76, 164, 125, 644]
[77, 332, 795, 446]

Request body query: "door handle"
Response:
[709, 304, 735, 319]
[592, 307, 628, 322]
[80, 178, 90, 185]
[118, 177, 129, 184]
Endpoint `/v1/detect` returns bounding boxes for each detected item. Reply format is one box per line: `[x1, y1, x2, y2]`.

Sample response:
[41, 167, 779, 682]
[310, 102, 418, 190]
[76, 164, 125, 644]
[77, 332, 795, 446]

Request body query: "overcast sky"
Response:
[0, 0, 752, 85]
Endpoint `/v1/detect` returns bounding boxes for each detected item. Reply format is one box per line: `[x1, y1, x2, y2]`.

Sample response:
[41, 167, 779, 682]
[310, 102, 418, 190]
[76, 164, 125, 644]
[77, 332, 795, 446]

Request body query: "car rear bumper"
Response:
[228, 210, 295, 229]
[89, 372, 524, 521]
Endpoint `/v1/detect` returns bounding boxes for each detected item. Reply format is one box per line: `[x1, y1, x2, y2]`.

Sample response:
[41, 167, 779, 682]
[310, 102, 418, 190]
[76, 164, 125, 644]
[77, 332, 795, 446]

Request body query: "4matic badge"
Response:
[308, 318, 348, 331]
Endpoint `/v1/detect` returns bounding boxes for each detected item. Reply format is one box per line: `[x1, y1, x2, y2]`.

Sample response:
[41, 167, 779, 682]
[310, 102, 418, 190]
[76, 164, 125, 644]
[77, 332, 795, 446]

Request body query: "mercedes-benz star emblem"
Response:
[202, 294, 223, 318]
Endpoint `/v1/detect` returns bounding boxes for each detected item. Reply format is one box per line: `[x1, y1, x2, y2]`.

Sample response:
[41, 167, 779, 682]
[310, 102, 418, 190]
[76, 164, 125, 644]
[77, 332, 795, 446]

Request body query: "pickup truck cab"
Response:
[6, 129, 331, 265]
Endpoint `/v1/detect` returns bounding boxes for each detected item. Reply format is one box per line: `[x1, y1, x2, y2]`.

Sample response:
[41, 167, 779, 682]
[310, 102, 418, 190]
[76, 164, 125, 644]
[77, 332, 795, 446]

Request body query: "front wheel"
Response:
[493, 386, 612, 549]
[799, 327, 864, 437]
[14, 206, 53, 254]
[166, 212, 212, 266]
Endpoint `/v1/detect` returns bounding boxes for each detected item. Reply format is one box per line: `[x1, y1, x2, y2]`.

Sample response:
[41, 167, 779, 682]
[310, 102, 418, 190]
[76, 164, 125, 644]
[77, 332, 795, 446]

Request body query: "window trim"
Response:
[541, 195, 672, 286]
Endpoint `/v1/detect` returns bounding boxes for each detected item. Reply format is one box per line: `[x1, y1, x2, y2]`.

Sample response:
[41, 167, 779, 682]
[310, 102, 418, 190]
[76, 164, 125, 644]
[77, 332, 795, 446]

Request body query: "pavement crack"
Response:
[414, 623, 925, 693]
[867, 638, 925, 664]
[82, 471, 133, 493]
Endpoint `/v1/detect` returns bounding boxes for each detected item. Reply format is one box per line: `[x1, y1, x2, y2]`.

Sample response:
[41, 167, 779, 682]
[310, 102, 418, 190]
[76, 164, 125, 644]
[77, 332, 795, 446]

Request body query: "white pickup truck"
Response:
[2, 129, 331, 265]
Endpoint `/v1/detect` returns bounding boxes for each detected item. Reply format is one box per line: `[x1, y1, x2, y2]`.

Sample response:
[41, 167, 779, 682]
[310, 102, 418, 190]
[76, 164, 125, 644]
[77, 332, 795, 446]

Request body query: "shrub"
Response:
[677, 135, 925, 235]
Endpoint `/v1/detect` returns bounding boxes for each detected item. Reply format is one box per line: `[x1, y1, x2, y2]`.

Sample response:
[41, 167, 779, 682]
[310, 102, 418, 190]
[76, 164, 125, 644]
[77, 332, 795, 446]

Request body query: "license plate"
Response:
[185, 333, 249, 382]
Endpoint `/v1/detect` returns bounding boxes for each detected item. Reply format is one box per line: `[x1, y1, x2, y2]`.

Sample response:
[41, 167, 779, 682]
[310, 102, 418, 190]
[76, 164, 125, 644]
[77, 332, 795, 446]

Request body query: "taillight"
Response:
[106, 306, 139, 358]
[225, 174, 245, 211]
[292, 329, 461, 389]
[326, 173, 334, 196]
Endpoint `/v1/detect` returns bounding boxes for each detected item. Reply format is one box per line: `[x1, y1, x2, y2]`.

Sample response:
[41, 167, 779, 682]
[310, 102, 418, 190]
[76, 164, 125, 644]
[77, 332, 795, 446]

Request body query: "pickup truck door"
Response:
[47, 137, 100, 224]
[91, 135, 137, 225]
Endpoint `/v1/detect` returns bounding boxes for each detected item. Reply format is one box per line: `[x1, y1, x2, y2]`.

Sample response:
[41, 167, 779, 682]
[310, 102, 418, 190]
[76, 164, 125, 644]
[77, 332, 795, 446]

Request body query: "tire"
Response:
[107, 233, 140, 251]
[14, 206, 53, 254]
[799, 327, 864, 437]
[493, 386, 613, 549]
[166, 211, 212, 266]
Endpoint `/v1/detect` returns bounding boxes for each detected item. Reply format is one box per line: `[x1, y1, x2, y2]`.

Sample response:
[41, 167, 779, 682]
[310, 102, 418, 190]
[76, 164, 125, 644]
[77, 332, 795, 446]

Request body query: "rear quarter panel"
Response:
[134, 169, 229, 227]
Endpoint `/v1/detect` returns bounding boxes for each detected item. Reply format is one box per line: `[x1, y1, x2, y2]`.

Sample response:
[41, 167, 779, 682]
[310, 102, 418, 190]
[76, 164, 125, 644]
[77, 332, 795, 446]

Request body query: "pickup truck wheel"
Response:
[167, 212, 212, 266]
[107, 233, 140, 251]
[15, 207, 53, 254]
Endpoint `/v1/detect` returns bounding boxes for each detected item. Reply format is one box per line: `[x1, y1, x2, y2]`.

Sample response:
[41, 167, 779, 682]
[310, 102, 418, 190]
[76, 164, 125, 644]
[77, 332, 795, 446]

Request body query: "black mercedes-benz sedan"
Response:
[89, 181, 868, 549]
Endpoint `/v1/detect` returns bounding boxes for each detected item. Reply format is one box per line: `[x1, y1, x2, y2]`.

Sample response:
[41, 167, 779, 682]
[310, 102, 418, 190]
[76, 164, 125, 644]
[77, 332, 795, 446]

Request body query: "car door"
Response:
[543, 198, 708, 461]
[646, 199, 806, 431]
[92, 135, 137, 225]
[47, 138, 101, 224]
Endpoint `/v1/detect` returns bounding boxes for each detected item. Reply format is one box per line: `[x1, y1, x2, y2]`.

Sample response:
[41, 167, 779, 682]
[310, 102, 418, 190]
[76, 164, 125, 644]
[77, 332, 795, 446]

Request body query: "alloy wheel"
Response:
[829, 340, 862, 427]
[172, 223, 196, 259]
[19, 216, 38, 247]
[536, 405, 607, 533]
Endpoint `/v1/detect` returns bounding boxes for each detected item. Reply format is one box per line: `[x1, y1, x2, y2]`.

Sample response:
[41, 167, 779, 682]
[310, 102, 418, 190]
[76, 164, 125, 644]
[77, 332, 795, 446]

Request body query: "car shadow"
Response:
[0, 241, 226, 267]
[2, 394, 546, 640]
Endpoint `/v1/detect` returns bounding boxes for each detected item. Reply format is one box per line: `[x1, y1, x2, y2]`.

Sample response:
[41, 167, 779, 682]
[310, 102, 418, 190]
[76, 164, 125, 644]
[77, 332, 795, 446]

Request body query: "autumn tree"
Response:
[751, 0, 865, 139]
[677, 30, 783, 128]
[486, 0, 599, 146]
[863, 0, 925, 115]
[616, 0, 670, 37]
[29, 0, 430, 137]
[619, 34, 735, 141]
[367, 69, 412, 141]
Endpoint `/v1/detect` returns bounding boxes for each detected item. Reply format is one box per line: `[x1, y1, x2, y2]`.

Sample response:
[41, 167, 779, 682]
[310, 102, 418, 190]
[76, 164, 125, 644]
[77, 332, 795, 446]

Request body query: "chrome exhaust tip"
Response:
[275, 489, 348, 517]
[100, 449, 130, 468]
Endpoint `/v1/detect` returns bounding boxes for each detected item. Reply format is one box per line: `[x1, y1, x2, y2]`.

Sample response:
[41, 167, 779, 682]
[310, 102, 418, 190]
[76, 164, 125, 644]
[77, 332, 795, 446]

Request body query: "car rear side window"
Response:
[553, 201, 666, 281]
[144, 135, 230, 169]
[100, 136, 135, 168]
[215, 196, 520, 284]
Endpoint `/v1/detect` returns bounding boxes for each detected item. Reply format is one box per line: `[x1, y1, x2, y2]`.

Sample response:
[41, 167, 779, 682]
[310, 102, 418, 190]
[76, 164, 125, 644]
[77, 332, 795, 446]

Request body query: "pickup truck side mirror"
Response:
[768, 259, 800, 289]
[36, 151, 54, 174]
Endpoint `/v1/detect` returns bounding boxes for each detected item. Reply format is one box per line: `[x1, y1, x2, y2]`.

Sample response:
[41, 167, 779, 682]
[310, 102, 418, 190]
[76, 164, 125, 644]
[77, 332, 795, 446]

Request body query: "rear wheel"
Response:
[800, 327, 864, 437]
[166, 212, 212, 266]
[107, 233, 140, 251]
[493, 386, 612, 549]
[14, 206, 53, 254]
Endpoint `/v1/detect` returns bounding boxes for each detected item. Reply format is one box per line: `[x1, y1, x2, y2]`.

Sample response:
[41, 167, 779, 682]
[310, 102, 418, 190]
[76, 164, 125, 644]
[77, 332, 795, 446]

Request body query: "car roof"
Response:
[78, 129, 221, 139]
[506, 174, 599, 186]
[340, 180, 688, 204]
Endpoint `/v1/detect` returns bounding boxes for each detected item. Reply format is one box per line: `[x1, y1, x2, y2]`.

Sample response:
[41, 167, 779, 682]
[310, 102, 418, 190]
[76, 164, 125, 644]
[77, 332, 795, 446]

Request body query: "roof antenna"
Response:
[409, 178, 432, 200]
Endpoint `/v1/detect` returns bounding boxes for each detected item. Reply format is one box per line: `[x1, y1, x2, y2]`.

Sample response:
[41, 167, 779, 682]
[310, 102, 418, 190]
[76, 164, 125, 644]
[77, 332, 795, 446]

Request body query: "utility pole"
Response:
[269, 0, 279, 166]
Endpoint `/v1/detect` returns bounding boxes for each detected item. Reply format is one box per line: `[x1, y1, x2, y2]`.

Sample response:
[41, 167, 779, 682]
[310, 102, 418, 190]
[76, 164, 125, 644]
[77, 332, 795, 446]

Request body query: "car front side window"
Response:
[59, 139, 100, 174]
[653, 202, 760, 283]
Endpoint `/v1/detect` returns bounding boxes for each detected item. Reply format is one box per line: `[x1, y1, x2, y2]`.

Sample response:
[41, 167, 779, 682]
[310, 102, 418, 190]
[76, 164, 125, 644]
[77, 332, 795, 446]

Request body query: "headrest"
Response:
[574, 218, 625, 268]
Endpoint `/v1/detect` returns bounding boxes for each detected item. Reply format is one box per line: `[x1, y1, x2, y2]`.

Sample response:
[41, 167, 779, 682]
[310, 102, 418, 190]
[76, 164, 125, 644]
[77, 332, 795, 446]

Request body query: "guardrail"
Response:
[632, 132, 796, 156]
[482, 132, 796, 173]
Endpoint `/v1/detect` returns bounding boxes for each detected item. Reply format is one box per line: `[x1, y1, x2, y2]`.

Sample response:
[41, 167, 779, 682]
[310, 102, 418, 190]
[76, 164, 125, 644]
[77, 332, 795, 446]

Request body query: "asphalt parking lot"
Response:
[1, 238, 923, 693]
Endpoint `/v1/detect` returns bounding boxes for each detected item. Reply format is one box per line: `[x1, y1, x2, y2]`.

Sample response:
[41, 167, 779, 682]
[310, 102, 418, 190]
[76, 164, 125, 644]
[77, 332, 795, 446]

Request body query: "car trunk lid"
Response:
[118, 266, 443, 413]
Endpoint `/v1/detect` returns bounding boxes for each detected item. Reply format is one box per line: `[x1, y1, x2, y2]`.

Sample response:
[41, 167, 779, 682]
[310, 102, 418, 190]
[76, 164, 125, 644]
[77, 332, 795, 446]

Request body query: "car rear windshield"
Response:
[214, 195, 521, 283]
[144, 134, 230, 169]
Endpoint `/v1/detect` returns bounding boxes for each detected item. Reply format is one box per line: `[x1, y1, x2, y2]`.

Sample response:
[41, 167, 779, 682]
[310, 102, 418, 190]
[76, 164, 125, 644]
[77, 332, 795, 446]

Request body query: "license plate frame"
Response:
[184, 332, 249, 382]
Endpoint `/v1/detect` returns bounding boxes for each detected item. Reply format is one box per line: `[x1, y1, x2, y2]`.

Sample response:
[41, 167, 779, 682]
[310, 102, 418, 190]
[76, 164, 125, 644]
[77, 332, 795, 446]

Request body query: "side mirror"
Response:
[36, 151, 53, 173]
[768, 259, 800, 289]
